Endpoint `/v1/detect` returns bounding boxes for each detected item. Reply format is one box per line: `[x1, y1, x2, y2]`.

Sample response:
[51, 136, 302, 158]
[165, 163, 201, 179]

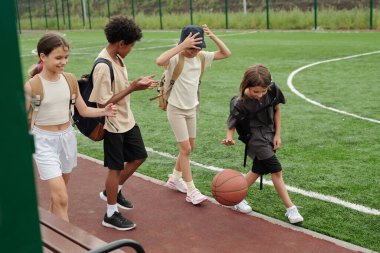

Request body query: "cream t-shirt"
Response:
[89, 48, 135, 133]
[167, 51, 214, 109]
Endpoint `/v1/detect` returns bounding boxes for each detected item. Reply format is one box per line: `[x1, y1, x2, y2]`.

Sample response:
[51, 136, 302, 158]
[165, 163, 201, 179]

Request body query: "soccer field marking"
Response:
[145, 147, 380, 216]
[287, 50, 380, 124]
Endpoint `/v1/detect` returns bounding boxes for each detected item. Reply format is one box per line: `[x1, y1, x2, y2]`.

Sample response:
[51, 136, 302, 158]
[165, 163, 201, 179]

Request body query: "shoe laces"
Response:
[189, 188, 203, 198]
[286, 206, 302, 217]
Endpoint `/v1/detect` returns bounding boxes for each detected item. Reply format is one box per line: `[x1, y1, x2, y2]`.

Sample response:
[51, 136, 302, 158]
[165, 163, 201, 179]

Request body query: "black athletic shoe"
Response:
[99, 190, 134, 210]
[102, 212, 136, 231]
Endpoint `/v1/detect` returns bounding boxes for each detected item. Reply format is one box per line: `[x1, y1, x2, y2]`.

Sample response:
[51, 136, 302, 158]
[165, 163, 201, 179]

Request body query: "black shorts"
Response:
[251, 155, 282, 175]
[104, 124, 148, 170]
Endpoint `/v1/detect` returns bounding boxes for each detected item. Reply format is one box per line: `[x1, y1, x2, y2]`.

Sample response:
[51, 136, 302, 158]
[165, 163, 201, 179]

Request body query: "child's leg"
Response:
[271, 171, 293, 208]
[47, 176, 69, 221]
[245, 171, 261, 187]
[178, 140, 193, 183]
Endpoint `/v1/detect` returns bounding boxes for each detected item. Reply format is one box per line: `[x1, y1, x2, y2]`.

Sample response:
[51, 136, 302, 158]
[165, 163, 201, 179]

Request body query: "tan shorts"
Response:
[166, 104, 196, 142]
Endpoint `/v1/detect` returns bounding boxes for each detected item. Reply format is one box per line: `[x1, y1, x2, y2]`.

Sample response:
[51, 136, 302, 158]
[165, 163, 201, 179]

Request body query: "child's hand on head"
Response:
[202, 24, 214, 38]
[181, 32, 202, 50]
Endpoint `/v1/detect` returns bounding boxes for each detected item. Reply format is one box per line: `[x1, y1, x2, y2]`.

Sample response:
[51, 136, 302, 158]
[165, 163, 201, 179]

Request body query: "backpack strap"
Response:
[171, 52, 185, 83]
[28, 75, 44, 129]
[62, 72, 79, 125]
[197, 52, 206, 83]
[90, 58, 114, 84]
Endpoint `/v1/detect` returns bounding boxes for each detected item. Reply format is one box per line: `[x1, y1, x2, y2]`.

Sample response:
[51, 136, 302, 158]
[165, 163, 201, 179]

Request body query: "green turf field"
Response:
[19, 30, 380, 252]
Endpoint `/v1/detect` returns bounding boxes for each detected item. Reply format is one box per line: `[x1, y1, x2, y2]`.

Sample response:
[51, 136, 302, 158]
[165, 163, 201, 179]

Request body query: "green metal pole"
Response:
[61, 0, 66, 28]
[266, 0, 269, 30]
[66, 0, 71, 30]
[370, 0, 373, 30]
[107, 0, 110, 20]
[28, 0, 33, 30]
[15, 0, 21, 33]
[87, 0, 92, 29]
[43, 0, 48, 29]
[1, 0, 42, 252]
[225, 0, 228, 29]
[131, 0, 135, 20]
[189, 0, 193, 25]
[158, 0, 163, 30]
[314, 0, 318, 30]
[54, 0, 60, 30]
[81, 0, 86, 29]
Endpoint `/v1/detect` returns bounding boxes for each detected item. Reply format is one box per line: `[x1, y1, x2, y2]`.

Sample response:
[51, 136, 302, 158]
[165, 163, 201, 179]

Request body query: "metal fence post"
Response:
[131, 0, 135, 20]
[266, 0, 269, 29]
[43, 0, 48, 29]
[107, 0, 110, 20]
[190, 0, 193, 25]
[225, 0, 228, 29]
[369, 0, 373, 30]
[54, 0, 60, 30]
[87, 0, 92, 29]
[28, 0, 33, 29]
[314, 0, 318, 30]
[66, 0, 72, 30]
[61, 0, 66, 28]
[158, 0, 163, 30]
[15, 0, 22, 33]
[81, 0, 86, 29]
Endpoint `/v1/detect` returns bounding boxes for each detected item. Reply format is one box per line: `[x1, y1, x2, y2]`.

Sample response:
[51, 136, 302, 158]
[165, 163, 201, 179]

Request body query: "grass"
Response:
[19, 30, 380, 251]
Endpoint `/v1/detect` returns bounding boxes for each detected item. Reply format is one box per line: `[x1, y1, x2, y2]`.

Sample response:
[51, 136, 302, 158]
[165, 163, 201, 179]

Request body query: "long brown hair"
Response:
[28, 33, 70, 78]
[239, 64, 272, 97]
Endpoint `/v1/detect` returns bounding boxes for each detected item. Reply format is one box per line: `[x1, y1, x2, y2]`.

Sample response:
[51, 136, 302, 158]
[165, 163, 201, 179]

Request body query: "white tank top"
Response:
[34, 74, 71, 125]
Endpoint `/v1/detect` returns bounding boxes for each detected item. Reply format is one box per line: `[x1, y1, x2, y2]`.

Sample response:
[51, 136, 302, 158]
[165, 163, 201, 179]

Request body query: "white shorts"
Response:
[166, 103, 197, 142]
[32, 126, 77, 180]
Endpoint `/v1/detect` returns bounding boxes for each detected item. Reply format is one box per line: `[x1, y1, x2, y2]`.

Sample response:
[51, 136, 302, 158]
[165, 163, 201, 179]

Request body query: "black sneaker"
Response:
[99, 190, 134, 210]
[102, 212, 136, 231]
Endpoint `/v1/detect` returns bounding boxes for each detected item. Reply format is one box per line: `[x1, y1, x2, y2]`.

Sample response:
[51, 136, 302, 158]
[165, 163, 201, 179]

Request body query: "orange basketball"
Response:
[211, 169, 248, 206]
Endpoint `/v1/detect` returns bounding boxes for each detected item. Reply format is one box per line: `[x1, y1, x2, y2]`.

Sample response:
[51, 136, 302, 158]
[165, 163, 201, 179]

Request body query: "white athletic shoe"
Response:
[233, 199, 252, 214]
[166, 174, 187, 193]
[285, 206, 304, 224]
[186, 188, 207, 205]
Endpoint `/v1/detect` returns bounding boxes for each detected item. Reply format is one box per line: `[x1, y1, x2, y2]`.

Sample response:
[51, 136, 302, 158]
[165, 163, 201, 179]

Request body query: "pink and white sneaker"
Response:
[166, 174, 187, 193]
[186, 188, 207, 205]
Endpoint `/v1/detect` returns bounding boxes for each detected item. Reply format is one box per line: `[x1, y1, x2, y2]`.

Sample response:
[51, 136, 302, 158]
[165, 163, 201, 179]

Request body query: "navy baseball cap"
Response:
[179, 25, 206, 48]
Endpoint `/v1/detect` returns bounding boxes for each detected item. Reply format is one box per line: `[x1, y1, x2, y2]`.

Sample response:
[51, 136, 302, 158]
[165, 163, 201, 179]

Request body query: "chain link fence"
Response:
[15, 0, 379, 31]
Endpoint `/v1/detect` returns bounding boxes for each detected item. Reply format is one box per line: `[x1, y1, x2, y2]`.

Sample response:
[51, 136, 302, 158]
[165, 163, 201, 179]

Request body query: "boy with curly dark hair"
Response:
[89, 15, 157, 230]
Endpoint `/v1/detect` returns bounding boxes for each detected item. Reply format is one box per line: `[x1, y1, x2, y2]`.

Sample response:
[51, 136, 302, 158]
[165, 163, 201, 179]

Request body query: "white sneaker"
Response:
[285, 206, 304, 224]
[166, 174, 187, 193]
[186, 188, 207, 205]
[233, 199, 252, 214]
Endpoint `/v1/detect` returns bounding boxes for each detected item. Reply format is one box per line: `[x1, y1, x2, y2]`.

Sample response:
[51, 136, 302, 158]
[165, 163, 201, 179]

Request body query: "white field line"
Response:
[287, 50, 380, 124]
[145, 147, 380, 216]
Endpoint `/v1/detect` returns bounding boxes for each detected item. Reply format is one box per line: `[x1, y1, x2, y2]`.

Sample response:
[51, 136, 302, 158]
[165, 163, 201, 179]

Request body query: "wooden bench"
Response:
[39, 207, 144, 253]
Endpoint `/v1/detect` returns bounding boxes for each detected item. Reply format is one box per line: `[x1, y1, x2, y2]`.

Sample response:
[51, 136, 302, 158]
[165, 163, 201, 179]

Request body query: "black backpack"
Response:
[229, 83, 278, 189]
[73, 58, 114, 141]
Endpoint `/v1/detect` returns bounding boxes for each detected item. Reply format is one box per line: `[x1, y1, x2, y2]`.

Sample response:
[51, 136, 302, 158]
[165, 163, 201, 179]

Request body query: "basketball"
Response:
[211, 169, 248, 206]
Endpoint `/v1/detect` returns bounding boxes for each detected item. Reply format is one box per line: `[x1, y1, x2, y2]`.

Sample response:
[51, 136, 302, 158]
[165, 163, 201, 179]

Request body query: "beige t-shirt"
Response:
[89, 48, 135, 133]
[167, 51, 214, 109]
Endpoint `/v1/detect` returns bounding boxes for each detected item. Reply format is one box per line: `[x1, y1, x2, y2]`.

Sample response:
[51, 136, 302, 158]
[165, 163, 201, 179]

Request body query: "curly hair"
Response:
[104, 15, 142, 45]
[239, 64, 272, 97]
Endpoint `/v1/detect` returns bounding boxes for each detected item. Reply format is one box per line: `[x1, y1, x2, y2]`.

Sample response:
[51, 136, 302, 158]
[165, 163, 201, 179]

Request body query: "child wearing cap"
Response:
[156, 25, 231, 205]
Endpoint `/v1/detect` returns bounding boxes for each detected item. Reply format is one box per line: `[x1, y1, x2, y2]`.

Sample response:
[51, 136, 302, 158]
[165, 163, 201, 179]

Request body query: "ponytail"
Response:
[28, 60, 43, 78]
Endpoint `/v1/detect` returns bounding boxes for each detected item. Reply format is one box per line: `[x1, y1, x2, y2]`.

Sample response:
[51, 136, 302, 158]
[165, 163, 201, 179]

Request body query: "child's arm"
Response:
[75, 90, 117, 118]
[221, 127, 236, 146]
[203, 25, 231, 60]
[273, 104, 282, 150]
[156, 33, 203, 67]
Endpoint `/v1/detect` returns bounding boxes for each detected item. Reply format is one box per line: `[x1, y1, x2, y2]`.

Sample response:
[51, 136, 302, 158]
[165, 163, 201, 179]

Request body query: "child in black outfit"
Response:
[222, 64, 303, 224]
